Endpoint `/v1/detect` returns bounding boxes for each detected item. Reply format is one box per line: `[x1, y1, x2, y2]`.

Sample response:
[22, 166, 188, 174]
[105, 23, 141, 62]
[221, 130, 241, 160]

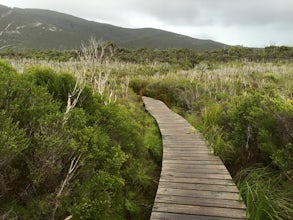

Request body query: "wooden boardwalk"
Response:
[142, 96, 246, 220]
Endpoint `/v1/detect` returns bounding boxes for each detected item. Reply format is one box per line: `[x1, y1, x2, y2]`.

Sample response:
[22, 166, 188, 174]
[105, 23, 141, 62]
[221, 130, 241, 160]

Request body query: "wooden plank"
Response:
[156, 188, 240, 200]
[164, 146, 209, 149]
[162, 156, 222, 161]
[164, 150, 212, 154]
[161, 170, 231, 179]
[163, 150, 214, 154]
[158, 182, 240, 193]
[163, 154, 215, 159]
[161, 169, 230, 176]
[163, 153, 216, 157]
[163, 139, 205, 142]
[164, 146, 209, 150]
[164, 150, 210, 154]
[155, 195, 245, 209]
[151, 212, 242, 220]
[164, 143, 207, 146]
[162, 163, 229, 171]
[159, 177, 235, 185]
[153, 203, 246, 219]
[163, 160, 223, 165]
[160, 128, 194, 131]
[163, 145, 209, 148]
[161, 166, 230, 173]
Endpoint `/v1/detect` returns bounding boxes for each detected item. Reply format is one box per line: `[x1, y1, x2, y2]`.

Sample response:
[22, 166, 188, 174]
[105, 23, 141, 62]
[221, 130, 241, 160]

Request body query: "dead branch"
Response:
[51, 154, 82, 220]
[62, 81, 83, 126]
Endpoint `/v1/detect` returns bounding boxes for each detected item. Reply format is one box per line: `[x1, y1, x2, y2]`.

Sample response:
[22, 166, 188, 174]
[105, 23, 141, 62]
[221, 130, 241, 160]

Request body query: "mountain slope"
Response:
[0, 4, 227, 51]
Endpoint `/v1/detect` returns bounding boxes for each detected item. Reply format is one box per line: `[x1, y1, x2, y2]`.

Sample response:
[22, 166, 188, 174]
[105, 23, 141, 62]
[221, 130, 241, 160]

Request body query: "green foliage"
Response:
[130, 78, 151, 96]
[0, 60, 162, 219]
[226, 92, 293, 172]
[0, 67, 61, 135]
[142, 116, 162, 164]
[0, 59, 17, 75]
[263, 72, 280, 82]
[198, 103, 228, 155]
[116, 48, 199, 69]
[70, 171, 125, 220]
[144, 79, 191, 108]
[25, 66, 77, 106]
[0, 49, 79, 62]
[0, 111, 28, 154]
[0, 111, 29, 199]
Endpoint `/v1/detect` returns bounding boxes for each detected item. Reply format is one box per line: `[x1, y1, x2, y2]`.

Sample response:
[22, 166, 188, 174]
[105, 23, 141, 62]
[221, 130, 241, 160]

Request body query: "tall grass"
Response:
[236, 167, 293, 220]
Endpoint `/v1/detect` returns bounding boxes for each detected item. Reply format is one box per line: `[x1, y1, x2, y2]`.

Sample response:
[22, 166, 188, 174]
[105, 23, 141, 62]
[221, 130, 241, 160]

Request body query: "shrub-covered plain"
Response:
[1, 44, 293, 219]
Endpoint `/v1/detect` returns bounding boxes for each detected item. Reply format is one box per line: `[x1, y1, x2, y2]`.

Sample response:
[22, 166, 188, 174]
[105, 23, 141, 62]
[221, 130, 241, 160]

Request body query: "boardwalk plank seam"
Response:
[142, 96, 246, 220]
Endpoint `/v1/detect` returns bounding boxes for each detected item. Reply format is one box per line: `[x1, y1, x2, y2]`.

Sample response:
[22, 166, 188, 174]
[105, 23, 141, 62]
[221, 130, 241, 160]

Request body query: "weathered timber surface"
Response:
[142, 96, 246, 220]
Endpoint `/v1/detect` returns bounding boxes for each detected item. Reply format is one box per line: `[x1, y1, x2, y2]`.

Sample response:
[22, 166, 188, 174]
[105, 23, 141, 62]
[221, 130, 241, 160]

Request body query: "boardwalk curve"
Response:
[143, 96, 246, 220]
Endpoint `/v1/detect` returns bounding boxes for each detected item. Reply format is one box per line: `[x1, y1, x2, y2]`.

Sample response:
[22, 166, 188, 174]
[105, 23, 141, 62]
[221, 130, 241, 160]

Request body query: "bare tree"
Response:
[80, 37, 118, 104]
[80, 37, 110, 65]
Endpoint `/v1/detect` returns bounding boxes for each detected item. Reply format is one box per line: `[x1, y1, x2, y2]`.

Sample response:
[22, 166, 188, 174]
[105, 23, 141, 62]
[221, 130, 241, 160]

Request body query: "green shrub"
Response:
[0, 111, 29, 200]
[130, 78, 151, 96]
[226, 92, 293, 172]
[25, 66, 77, 106]
[0, 59, 16, 75]
[145, 80, 180, 107]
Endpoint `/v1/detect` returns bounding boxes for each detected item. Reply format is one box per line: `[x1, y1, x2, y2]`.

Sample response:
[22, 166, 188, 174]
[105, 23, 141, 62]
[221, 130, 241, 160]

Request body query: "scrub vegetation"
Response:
[0, 43, 162, 219]
[1, 41, 293, 219]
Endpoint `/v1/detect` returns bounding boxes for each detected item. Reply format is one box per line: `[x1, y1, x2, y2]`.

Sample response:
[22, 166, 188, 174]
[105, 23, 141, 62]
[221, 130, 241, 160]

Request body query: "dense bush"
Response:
[226, 92, 293, 172]
[0, 60, 162, 219]
[24, 66, 78, 108]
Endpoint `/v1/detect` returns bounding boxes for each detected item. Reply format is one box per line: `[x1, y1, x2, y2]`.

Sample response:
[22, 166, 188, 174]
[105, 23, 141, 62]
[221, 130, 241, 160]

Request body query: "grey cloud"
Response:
[9, 0, 293, 26]
[134, 0, 293, 27]
[4, 0, 293, 46]
[207, 0, 293, 26]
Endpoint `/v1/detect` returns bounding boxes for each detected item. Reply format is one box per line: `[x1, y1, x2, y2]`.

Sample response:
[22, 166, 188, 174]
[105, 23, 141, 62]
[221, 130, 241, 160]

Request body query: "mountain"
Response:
[0, 4, 227, 51]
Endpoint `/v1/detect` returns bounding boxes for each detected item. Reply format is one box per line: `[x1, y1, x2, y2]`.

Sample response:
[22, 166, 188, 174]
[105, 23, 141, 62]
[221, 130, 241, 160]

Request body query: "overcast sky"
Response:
[2, 0, 293, 47]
